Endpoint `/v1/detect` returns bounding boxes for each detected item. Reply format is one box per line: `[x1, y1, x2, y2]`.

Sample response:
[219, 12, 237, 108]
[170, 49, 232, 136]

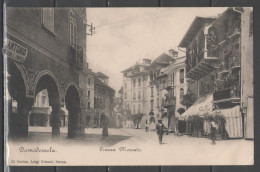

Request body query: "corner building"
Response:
[179, 8, 253, 139]
[5, 8, 93, 139]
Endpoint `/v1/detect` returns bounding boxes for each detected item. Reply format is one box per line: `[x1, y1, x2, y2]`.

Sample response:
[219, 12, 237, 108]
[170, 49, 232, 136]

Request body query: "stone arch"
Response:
[7, 61, 27, 101]
[33, 70, 61, 102]
[7, 61, 33, 138]
[34, 71, 61, 137]
[177, 108, 186, 115]
[12, 63, 31, 98]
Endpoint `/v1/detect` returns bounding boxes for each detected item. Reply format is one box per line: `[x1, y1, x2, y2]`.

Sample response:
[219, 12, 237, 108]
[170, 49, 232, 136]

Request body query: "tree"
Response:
[133, 113, 143, 129]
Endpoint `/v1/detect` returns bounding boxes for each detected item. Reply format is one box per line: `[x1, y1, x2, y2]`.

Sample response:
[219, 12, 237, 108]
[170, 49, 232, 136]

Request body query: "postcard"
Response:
[4, 7, 254, 166]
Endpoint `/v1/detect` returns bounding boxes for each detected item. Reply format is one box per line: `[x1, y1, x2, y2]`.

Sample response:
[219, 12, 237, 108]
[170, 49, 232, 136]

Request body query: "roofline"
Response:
[178, 16, 216, 48]
[94, 78, 115, 92]
[121, 63, 149, 73]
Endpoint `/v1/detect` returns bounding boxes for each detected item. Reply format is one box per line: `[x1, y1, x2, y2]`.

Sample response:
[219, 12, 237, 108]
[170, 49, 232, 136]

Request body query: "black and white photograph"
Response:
[3, 7, 254, 165]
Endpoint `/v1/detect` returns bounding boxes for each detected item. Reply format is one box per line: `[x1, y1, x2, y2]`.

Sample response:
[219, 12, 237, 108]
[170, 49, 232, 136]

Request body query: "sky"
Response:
[86, 8, 227, 95]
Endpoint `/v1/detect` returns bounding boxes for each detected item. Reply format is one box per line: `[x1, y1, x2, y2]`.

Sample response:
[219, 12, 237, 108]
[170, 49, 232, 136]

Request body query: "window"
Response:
[124, 93, 127, 99]
[88, 78, 91, 85]
[171, 73, 174, 86]
[180, 88, 184, 101]
[151, 87, 154, 97]
[138, 104, 141, 113]
[133, 92, 136, 100]
[150, 101, 154, 111]
[125, 82, 127, 89]
[138, 91, 141, 100]
[138, 78, 141, 86]
[162, 80, 166, 89]
[133, 79, 136, 87]
[180, 69, 184, 84]
[249, 10, 253, 37]
[42, 8, 55, 33]
[88, 91, 90, 98]
[88, 102, 90, 109]
[157, 70, 160, 77]
[69, 10, 77, 48]
[41, 96, 46, 105]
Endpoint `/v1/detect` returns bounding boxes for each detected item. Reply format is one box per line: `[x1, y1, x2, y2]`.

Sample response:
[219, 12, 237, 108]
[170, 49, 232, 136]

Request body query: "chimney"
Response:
[143, 59, 152, 64]
[169, 49, 178, 58]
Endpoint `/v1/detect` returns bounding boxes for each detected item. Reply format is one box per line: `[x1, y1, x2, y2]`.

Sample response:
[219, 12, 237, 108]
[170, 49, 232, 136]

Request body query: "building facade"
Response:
[148, 53, 175, 121]
[162, 53, 187, 132]
[121, 59, 152, 127]
[179, 8, 253, 139]
[91, 73, 115, 127]
[5, 8, 92, 138]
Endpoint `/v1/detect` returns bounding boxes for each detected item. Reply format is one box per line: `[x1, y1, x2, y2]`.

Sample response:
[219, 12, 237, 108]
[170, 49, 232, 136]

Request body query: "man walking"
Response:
[156, 120, 166, 144]
[210, 120, 218, 145]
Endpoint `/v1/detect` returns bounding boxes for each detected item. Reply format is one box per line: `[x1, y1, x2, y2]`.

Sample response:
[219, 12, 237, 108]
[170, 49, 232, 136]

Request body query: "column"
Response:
[15, 98, 33, 138]
[68, 107, 83, 138]
[51, 104, 61, 138]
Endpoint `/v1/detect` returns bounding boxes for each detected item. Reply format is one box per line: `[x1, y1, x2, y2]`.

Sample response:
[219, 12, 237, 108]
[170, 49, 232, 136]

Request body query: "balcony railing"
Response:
[186, 49, 219, 80]
[164, 81, 175, 90]
[162, 96, 176, 108]
[182, 93, 196, 107]
[213, 86, 240, 104]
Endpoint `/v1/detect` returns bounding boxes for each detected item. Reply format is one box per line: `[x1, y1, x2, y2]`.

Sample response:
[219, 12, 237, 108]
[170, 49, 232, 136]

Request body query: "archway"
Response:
[34, 73, 61, 138]
[7, 61, 32, 138]
[65, 85, 83, 138]
[177, 108, 186, 133]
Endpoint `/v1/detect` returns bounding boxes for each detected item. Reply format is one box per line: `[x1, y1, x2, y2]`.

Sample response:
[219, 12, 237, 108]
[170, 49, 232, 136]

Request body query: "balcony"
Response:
[213, 86, 240, 104]
[186, 50, 219, 81]
[182, 93, 196, 107]
[159, 83, 167, 90]
[164, 81, 175, 90]
[162, 96, 176, 108]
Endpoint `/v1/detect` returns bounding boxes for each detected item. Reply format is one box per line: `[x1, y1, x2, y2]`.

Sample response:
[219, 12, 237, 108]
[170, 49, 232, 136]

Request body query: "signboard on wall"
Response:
[3, 38, 28, 63]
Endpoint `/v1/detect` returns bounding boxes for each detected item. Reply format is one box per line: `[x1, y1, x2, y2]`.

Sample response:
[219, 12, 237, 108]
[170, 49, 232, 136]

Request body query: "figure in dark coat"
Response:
[156, 120, 166, 144]
[101, 113, 109, 137]
[210, 121, 218, 145]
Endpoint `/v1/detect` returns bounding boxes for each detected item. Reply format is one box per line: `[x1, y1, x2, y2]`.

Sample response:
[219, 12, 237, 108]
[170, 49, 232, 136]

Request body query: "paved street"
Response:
[7, 126, 253, 165]
[27, 126, 253, 149]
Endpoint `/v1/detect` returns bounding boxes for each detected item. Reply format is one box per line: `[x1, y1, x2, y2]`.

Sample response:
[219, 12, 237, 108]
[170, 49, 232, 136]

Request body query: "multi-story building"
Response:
[121, 59, 152, 127]
[179, 8, 253, 139]
[91, 73, 115, 127]
[148, 53, 175, 119]
[161, 50, 187, 132]
[147, 49, 187, 132]
[121, 59, 152, 115]
[5, 8, 92, 138]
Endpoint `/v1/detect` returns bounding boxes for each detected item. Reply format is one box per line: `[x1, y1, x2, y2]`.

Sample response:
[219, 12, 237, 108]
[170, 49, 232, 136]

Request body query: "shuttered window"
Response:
[42, 8, 55, 33]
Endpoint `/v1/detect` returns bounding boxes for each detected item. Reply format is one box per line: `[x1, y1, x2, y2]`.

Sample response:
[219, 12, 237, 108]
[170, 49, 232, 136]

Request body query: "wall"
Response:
[241, 8, 253, 109]
[6, 8, 87, 104]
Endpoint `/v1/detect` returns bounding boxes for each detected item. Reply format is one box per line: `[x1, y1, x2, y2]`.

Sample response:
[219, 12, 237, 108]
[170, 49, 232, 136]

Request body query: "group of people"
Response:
[154, 119, 218, 145]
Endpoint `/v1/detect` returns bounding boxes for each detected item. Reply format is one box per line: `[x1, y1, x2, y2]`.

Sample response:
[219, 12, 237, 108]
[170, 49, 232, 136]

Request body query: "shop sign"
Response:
[199, 105, 212, 113]
[3, 38, 28, 63]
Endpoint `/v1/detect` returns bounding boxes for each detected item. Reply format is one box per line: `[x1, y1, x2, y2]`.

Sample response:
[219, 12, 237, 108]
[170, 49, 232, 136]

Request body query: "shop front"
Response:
[180, 93, 243, 139]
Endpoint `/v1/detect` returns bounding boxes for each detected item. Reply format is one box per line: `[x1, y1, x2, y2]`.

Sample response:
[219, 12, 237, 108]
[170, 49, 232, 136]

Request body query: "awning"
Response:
[213, 105, 243, 138]
[179, 94, 213, 120]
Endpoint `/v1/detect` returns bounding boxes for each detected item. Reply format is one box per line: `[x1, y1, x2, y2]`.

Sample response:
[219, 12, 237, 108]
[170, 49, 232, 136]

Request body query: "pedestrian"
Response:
[210, 120, 218, 145]
[101, 113, 109, 138]
[145, 119, 149, 132]
[156, 120, 166, 144]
